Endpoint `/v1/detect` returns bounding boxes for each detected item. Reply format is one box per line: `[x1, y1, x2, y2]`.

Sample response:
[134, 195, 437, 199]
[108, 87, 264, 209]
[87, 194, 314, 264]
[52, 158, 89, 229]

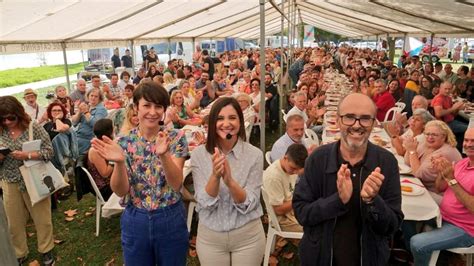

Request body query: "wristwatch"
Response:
[448, 179, 458, 187]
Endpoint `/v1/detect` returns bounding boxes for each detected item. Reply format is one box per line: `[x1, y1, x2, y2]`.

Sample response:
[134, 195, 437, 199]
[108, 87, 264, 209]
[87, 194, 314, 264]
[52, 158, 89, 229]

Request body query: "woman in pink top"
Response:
[404, 120, 462, 199]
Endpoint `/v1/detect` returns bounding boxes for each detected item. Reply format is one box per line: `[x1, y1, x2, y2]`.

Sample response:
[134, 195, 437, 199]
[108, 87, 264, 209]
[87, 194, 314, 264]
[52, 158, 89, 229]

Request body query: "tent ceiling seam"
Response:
[132, 1, 226, 40]
[370, 0, 474, 33]
[64, 1, 163, 41]
[300, 1, 397, 33]
[324, 0, 431, 33]
[297, 4, 384, 35]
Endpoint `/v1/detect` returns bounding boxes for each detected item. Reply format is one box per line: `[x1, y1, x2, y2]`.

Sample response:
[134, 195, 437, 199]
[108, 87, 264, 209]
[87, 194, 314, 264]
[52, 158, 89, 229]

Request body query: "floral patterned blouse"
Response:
[0, 122, 53, 191]
[117, 127, 189, 210]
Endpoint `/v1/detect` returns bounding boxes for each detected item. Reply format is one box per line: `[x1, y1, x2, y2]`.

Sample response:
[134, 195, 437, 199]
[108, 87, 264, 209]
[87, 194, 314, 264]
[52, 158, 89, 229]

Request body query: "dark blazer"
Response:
[293, 141, 403, 266]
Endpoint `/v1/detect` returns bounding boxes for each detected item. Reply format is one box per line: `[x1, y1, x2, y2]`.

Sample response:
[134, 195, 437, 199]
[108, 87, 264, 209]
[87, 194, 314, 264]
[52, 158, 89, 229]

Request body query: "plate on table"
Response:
[399, 163, 412, 175]
[400, 183, 424, 196]
[372, 127, 383, 133]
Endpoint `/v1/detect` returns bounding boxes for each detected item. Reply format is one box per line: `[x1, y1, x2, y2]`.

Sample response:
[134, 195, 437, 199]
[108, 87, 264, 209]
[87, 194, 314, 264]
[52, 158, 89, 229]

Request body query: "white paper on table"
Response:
[22, 139, 42, 167]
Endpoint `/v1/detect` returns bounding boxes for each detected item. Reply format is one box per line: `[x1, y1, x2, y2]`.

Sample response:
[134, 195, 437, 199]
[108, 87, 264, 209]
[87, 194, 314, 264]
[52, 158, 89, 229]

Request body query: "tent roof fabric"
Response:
[1, 0, 473, 53]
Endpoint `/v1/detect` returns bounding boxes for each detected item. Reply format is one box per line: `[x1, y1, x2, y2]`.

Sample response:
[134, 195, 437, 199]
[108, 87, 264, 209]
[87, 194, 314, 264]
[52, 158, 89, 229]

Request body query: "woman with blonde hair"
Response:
[168, 90, 202, 129]
[119, 104, 139, 135]
[404, 120, 462, 197]
[163, 72, 176, 92]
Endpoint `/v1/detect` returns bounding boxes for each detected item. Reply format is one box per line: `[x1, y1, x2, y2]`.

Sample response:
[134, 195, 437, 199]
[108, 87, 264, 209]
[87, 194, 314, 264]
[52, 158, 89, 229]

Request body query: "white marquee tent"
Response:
[1, 0, 473, 151]
[1, 0, 474, 55]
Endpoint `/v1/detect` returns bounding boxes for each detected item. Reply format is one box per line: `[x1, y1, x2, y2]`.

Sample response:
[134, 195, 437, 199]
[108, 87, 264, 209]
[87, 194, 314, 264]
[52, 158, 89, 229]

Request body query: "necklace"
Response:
[137, 127, 158, 144]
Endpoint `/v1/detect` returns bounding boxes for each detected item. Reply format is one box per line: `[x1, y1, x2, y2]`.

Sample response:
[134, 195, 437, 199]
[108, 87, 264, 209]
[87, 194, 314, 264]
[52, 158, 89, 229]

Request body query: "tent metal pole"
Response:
[168, 39, 171, 61]
[61, 42, 71, 93]
[279, 0, 285, 136]
[192, 38, 196, 54]
[130, 40, 136, 71]
[259, 0, 266, 153]
[429, 33, 434, 63]
[288, 0, 292, 62]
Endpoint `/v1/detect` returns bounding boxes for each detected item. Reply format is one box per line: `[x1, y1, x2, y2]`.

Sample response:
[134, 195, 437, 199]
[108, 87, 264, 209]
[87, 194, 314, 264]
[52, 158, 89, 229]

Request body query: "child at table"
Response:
[91, 81, 189, 265]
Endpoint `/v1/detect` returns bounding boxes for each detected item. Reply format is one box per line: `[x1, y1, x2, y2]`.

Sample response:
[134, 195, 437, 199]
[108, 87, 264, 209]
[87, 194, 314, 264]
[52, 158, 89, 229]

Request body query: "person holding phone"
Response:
[191, 97, 265, 266]
[90, 81, 189, 265]
[0, 96, 55, 265]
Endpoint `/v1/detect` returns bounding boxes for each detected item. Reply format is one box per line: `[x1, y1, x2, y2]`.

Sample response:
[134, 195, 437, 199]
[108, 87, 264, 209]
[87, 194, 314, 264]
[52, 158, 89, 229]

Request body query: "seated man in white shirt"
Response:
[263, 143, 308, 232]
[22, 88, 46, 124]
[286, 90, 324, 133]
[270, 114, 316, 162]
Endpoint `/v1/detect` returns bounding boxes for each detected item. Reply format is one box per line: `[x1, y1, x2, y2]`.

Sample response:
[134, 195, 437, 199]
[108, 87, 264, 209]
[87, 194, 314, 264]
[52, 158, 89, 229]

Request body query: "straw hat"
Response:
[23, 88, 37, 97]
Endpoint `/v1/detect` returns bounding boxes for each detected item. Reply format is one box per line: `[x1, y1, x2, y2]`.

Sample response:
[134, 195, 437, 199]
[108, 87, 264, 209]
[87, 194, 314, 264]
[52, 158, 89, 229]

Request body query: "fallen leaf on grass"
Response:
[77, 257, 83, 262]
[28, 260, 40, 266]
[84, 212, 93, 217]
[282, 251, 294, 259]
[189, 248, 197, 258]
[269, 256, 278, 266]
[65, 217, 74, 222]
[105, 258, 115, 266]
[54, 239, 65, 245]
[89, 207, 96, 212]
[64, 209, 78, 217]
[27, 232, 35, 238]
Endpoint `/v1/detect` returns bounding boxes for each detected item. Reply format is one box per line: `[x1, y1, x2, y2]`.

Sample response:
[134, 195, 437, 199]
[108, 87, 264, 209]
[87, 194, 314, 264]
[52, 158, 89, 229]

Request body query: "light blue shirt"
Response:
[191, 140, 263, 232]
[270, 133, 308, 163]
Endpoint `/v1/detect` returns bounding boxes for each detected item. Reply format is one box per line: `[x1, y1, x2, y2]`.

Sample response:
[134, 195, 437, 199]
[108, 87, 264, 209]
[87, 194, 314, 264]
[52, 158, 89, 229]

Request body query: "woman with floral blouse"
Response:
[91, 81, 189, 265]
[191, 97, 265, 265]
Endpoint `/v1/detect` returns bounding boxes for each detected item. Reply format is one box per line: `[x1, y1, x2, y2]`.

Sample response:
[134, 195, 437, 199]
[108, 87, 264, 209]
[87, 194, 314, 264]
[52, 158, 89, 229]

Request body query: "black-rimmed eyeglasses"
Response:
[339, 114, 375, 127]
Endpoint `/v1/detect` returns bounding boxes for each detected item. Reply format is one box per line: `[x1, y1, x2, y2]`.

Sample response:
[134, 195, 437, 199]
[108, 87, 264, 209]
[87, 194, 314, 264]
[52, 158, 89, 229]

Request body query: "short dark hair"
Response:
[460, 65, 469, 75]
[184, 65, 192, 73]
[91, 75, 100, 80]
[93, 118, 114, 140]
[202, 49, 209, 56]
[133, 81, 170, 110]
[205, 97, 246, 153]
[120, 71, 130, 79]
[110, 73, 118, 78]
[285, 143, 308, 168]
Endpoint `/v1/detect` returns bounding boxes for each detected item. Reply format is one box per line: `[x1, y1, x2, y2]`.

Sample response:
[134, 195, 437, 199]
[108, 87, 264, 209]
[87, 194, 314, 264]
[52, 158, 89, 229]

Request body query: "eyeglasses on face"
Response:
[1, 115, 17, 122]
[339, 114, 375, 127]
[424, 132, 445, 138]
[51, 109, 63, 113]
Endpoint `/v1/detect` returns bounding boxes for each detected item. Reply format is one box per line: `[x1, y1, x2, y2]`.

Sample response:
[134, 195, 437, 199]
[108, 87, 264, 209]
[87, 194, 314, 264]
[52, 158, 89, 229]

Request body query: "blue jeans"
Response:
[121, 201, 189, 266]
[410, 221, 474, 266]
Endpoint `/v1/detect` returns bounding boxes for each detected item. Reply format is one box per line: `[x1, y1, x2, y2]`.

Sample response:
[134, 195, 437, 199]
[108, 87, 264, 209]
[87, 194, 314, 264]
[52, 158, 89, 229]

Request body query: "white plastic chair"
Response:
[304, 128, 320, 146]
[262, 189, 303, 266]
[265, 151, 272, 165]
[384, 106, 401, 122]
[448, 246, 474, 266]
[80, 167, 106, 237]
[395, 102, 406, 112]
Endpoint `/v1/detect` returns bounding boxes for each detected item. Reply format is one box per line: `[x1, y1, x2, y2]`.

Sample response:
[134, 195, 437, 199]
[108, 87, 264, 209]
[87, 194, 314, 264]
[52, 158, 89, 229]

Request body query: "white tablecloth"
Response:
[400, 176, 441, 227]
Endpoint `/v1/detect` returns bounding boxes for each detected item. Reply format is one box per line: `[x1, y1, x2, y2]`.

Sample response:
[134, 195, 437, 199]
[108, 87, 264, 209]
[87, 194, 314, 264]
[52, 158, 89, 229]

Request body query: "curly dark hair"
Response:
[0, 96, 31, 130]
[46, 102, 68, 121]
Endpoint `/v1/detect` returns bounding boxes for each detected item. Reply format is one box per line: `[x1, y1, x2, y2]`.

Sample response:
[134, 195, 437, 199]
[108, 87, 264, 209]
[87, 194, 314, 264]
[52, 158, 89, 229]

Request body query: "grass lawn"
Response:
[0, 62, 86, 88]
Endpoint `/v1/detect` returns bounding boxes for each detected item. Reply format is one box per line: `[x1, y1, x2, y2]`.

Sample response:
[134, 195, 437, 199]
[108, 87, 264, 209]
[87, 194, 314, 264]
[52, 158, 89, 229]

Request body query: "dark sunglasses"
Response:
[1, 115, 17, 122]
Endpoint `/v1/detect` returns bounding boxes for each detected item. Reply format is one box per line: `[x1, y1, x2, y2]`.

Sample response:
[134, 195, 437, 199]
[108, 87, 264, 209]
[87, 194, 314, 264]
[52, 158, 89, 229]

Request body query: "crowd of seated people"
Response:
[3, 44, 473, 265]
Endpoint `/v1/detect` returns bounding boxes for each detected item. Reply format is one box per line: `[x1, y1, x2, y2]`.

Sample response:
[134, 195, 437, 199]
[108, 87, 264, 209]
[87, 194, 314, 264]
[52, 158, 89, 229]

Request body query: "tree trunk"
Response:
[388, 37, 396, 62]
[0, 198, 17, 265]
